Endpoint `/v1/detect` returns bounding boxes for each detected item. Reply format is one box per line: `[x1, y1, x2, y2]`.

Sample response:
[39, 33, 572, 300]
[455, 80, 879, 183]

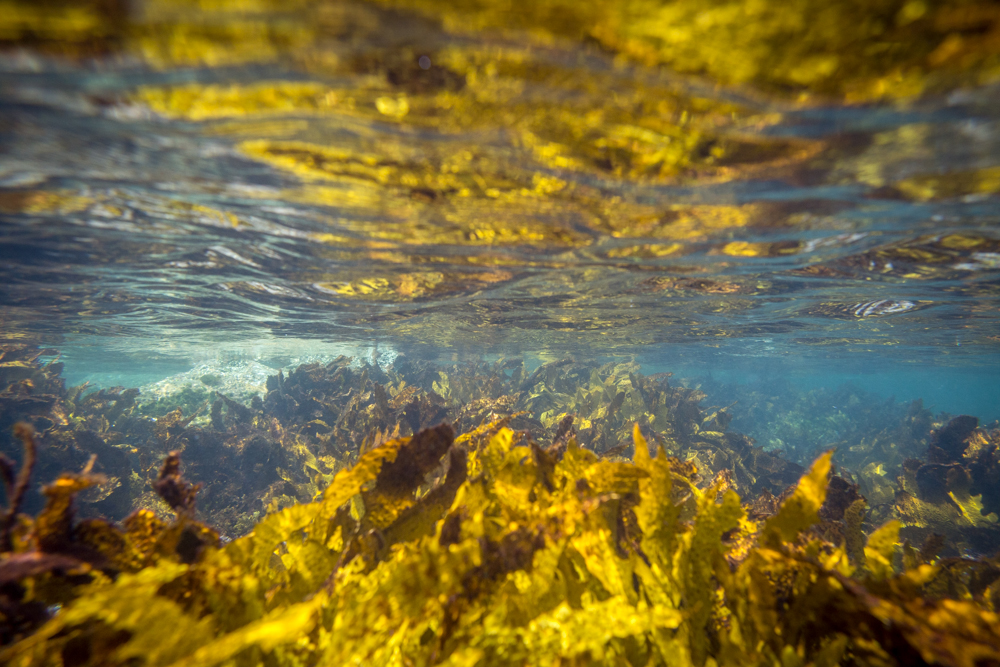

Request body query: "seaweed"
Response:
[0, 424, 36, 553]
[0, 421, 223, 648]
[876, 415, 1000, 561]
[1, 417, 997, 665]
[969, 439, 1000, 520]
[2, 344, 1000, 664]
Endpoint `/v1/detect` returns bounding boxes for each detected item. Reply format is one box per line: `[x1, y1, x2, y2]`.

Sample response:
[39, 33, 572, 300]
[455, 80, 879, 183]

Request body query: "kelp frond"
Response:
[2, 419, 998, 666]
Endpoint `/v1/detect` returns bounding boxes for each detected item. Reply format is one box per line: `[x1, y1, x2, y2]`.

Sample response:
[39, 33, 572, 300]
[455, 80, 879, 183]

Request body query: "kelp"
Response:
[1, 345, 801, 538]
[0, 422, 221, 647]
[6, 344, 998, 558]
[2, 414, 999, 666]
[1, 344, 1000, 664]
[701, 377, 934, 470]
[703, 375, 1000, 556]
[890, 415, 1000, 557]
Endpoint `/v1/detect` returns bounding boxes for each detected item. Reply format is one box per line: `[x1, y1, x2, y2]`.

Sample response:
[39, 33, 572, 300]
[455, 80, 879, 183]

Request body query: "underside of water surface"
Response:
[1, 1, 1000, 666]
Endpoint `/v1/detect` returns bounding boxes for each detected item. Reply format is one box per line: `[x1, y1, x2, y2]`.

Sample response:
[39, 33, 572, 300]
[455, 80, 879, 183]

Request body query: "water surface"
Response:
[0, 0, 998, 421]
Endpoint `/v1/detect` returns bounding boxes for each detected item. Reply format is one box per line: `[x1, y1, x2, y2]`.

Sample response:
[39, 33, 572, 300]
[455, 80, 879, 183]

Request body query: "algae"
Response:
[1, 344, 999, 665]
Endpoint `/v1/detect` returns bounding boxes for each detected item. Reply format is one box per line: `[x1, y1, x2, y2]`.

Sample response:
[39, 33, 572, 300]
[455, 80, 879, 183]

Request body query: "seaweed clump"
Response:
[1, 420, 999, 666]
[0, 348, 802, 538]
[2, 344, 1000, 664]
[0, 423, 219, 647]
[890, 415, 1000, 558]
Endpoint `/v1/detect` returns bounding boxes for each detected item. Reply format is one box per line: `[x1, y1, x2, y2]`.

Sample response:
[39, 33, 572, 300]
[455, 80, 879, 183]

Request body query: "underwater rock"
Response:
[138, 360, 275, 414]
[927, 414, 979, 464]
[969, 442, 1000, 519]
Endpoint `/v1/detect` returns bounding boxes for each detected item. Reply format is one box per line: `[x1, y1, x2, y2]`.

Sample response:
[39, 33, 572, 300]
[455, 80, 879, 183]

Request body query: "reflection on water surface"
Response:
[0, 0, 997, 370]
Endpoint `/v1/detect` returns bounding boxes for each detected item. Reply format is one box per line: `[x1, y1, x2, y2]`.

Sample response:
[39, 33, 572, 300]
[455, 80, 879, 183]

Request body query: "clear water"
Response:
[1, 1, 999, 433]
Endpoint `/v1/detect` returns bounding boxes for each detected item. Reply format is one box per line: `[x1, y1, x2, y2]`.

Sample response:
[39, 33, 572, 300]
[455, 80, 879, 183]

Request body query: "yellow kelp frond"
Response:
[631, 424, 687, 576]
[762, 450, 833, 547]
[864, 520, 901, 581]
[0, 561, 208, 666]
[682, 475, 744, 664]
[165, 594, 325, 667]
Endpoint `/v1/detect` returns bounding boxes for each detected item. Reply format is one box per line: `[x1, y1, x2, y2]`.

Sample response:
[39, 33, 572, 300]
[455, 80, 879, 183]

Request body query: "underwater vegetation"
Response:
[703, 377, 1000, 558]
[700, 379, 936, 468]
[1, 344, 999, 665]
[1, 344, 807, 537]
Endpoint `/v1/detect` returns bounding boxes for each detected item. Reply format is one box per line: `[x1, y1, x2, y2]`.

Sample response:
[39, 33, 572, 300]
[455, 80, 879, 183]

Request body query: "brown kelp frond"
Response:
[33, 457, 107, 558]
[153, 451, 200, 517]
[0, 432, 224, 647]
